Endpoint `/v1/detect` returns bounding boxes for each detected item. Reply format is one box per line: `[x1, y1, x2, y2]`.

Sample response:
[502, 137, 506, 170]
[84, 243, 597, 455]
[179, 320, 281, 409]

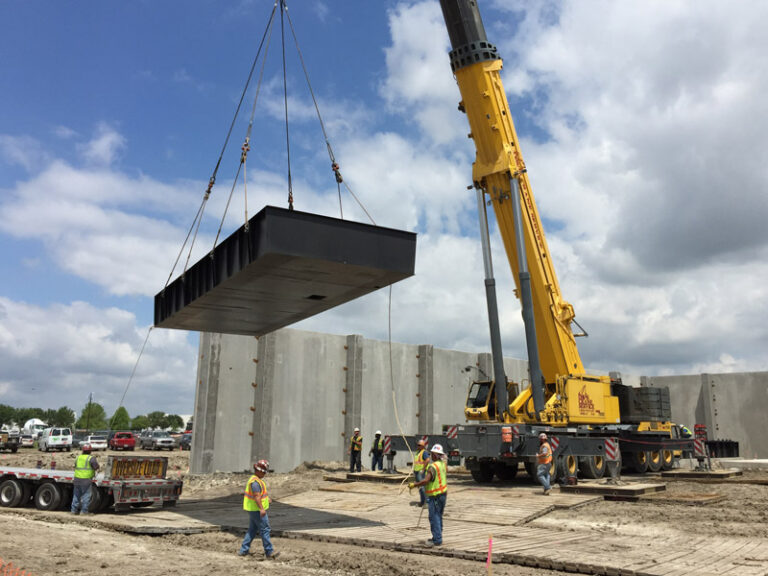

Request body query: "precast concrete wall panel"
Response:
[266, 329, 348, 472]
[704, 372, 768, 458]
[213, 333, 260, 472]
[359, 338, 420, 471]
[432, 348, 477, 429]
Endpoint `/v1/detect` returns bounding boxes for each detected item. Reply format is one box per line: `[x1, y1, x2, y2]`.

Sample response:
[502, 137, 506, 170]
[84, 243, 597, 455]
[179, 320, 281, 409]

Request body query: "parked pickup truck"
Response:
[109, 432, 136, 451]
[0, 429, 20, 453]
[0, 454, 183, 512]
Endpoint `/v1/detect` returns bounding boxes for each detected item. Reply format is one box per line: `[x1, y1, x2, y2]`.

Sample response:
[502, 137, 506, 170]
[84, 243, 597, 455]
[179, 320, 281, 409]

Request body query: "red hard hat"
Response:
[254, 459, 270, 473]
[81, 443, 92, 452]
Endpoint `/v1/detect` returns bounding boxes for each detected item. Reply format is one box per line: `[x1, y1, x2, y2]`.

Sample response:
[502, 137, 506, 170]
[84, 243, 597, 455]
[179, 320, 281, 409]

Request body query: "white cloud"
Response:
[0, 134, 49, 171]
[77, 123, 127, 166]
[0, 297, 197, 416]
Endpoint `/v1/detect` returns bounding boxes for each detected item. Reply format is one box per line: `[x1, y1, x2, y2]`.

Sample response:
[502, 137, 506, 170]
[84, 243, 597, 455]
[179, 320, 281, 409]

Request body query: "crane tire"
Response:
[470, 463, 495, 483]
[494, 461, 518, 482]
[647, 450, 663, 472]
[34, 482, 63, 511]
[661, 449, 674, 470]
[627, 451, 649, 474]
[578, 455, 606, 479]
[524, 461, 538, 481]
[0, 479, 25, 508]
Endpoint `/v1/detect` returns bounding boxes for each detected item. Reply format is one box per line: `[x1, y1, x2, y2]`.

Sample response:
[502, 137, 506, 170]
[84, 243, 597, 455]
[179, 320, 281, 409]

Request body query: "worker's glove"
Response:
[408, 482, 415, 490]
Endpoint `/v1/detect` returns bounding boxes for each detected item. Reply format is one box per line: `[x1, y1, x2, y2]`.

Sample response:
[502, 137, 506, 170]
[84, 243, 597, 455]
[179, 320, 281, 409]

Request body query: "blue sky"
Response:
[2, 0, 768, 420]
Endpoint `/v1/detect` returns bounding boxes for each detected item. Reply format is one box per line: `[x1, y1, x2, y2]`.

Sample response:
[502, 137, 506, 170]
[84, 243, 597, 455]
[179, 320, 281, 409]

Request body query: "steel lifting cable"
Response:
[209, 4, 281, 250]
[282, 0, 380, 226]
[109, 326, 153, 430]
[280, 0, 294, 210]
[162, 1, 279, 284]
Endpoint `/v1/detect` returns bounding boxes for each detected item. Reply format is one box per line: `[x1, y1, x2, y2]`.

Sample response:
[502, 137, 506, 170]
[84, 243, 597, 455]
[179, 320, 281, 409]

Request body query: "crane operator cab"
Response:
[465, 379, 520, 421]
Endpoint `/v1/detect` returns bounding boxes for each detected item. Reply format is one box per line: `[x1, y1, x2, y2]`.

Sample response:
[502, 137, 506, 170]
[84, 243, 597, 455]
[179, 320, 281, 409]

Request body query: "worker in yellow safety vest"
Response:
[537, 432, 553, 495]
[409, 443, 447, 546]
[348, 427, 363, 473]
[411, 439, 430, 507]
[71, 443, 99, 515]
[239, 459, 280, 560]
[369, 430, 385, 471]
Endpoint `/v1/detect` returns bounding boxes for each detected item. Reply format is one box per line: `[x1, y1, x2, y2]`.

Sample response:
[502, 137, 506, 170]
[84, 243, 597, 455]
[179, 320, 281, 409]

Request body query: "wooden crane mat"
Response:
[266, 482, 768, 575]
[661, 469, 742, 479]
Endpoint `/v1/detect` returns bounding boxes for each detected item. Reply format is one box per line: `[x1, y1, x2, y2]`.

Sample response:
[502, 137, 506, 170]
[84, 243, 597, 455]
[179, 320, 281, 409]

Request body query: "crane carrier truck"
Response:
[437, 0, 693, 483]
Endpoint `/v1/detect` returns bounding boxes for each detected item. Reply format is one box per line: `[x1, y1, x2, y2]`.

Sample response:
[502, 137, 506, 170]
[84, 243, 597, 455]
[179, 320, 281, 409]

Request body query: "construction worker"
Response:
[348, 427, 363, 473]
[412, 438, 430, 507]
[409, 443, 447, 546]
[71, 443, 99, 515]
[239, 459, 280, 559]
[369, 430, 384, 471]
[680, 425, 693, 438]
[537, 432, 552, 495]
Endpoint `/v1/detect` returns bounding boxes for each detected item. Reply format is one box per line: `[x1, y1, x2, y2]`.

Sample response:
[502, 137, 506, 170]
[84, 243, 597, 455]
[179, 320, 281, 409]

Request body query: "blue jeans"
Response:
[427, 492, 446, 544]
[71, 482, 92, 514]
[240, 510, 274, 556]
[371, 452, 383, 471]
[537, 463, 551, 491]
[414, 470, 426, 506]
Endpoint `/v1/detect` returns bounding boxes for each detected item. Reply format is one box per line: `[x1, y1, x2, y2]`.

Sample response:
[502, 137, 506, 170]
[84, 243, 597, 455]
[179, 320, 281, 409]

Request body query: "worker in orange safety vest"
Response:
[537, 432, 553, 495]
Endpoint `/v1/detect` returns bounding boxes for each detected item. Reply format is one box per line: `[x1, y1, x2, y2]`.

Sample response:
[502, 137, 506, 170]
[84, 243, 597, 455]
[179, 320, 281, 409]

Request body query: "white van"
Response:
[38, 427, 73, 452]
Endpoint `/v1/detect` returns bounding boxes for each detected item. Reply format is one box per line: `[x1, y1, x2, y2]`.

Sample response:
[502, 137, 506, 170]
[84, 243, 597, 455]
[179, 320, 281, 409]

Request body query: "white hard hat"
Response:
[430, 443, 445, 455]
[353, 427, 360, 432]
[375, 430, 381, 435]
[539, 432, 548, 440]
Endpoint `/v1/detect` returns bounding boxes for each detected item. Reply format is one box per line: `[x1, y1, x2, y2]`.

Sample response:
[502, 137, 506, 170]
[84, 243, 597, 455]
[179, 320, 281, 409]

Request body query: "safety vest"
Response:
[425, 460, 447, 497]
[74, 454, 95, 480]
[243, 475, 269, 512]
[537, 441, 552, 465]
[372, 437, 383, 451]
[350, 434, 362, 451]
[413, 449, 428, 472]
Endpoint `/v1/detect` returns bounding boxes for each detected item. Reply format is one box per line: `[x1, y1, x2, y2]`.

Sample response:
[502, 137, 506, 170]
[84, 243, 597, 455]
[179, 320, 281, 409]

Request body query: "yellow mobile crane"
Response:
[438, 0, 692, 482]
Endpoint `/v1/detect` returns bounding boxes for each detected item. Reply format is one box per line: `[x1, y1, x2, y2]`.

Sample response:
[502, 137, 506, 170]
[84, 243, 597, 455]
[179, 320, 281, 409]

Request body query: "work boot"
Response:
[267, 551, 281, 560]
[543, 489, 551, 496]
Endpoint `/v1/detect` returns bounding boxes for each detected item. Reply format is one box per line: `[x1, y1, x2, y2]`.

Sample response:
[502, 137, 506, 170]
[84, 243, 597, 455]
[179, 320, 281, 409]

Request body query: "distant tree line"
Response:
[0, 403, 189, 432]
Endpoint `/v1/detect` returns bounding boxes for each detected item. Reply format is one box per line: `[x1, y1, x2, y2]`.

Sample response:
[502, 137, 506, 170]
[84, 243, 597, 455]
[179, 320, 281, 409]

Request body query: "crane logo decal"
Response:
[578, 385, 596, 415]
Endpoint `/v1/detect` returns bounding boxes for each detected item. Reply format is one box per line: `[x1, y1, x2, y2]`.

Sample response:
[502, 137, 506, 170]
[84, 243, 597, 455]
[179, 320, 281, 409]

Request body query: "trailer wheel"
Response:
[99, 491, 114, 512]
[578, 455, 606, 479]
[34, 482, 63, 511]
[494, 461, 518, 482]
[470, 462, 495, 483]
[87, 485, 103, 513]
[647, 450, 663, 472]
[661, 449, 674, 470]
[627, 451, 649, 474]
[10, 446, 18, 453]
[0, 479, 25, 508]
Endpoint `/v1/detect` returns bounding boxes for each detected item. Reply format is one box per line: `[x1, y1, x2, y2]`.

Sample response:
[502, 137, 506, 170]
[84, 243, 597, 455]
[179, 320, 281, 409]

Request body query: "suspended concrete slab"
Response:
[154, 206, 417, 336]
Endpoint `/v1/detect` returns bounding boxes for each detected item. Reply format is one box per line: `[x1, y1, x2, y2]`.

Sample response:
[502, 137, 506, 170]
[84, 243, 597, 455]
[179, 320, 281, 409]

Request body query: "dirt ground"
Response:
[1, 448, 767, 576]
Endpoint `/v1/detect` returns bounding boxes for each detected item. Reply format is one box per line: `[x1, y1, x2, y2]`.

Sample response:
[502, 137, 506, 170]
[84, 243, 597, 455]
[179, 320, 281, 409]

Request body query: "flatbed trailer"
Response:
[0, 454, 183, 513]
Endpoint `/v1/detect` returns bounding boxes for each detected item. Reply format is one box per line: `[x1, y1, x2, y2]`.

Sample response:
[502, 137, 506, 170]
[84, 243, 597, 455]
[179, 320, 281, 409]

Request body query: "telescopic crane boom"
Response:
[439, 0, 620, 426]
